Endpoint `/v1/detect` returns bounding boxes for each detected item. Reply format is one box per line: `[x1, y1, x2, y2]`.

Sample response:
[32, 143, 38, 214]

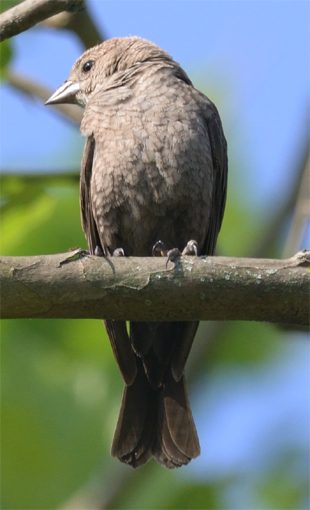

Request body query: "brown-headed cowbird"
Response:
[46, 36, 227, 469]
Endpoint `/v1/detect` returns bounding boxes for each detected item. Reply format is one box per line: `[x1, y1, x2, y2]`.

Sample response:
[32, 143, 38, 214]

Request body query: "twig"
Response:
[251, 186, 300, 258]
[0, 172, 79, 181]
[43, 4, 105, 49]
[6, 70, 82, 125]
[283, 150, 310, 258]
[0, 0, 85, 42]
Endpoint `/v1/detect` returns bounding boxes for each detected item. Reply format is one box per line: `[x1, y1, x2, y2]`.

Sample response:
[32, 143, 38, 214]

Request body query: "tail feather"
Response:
[152, 389, 192, 468]
[111, 359, 200, 469]
[104, 320, 137, 385]
[171, 321, 199, 381]
[163, 370, 200, 459]
[111, 359, 156, 467]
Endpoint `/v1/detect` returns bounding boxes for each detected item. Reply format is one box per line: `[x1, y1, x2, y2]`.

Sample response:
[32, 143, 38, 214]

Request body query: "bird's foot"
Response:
[165, 248, 182, 268]
[182, 240, 198, 256]
[113, 248, 125, 257]
[152, 239, 198, 268]
[152, 240, 168, 257]
[94, 246, 104, 257]
[95, 246, 125, 257]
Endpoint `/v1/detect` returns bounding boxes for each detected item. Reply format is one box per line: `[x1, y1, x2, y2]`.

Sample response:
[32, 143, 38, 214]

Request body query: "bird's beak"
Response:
[45, 80, 80, 105]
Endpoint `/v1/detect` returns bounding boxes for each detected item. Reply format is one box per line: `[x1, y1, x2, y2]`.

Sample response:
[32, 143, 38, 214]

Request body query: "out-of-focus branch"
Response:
[6, 70, 82, 125]
[250, 138, 310, 259]
[0, 173, 79, 182]
[43, 4, 105, 49]
[58, 460, 132, 510]
[283, 150, 310, 258]
[0, 0, 85, 42]
[249, 183, 300, 258]
[4, 0, 106, 122]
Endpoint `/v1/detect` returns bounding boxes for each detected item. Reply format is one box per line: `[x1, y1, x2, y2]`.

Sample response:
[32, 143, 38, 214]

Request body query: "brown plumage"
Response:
[46, 36, 228, 469]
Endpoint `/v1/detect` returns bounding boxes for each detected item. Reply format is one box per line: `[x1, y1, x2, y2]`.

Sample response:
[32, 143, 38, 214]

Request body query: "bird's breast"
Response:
[86, 98, 214, 255]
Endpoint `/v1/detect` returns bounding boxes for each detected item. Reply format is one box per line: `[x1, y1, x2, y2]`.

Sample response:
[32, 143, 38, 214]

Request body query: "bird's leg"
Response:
[153, 239, 198, 268]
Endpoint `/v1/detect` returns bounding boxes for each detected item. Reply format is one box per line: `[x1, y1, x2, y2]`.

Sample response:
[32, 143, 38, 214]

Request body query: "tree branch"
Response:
[283, 149, 310, 258]
[1, 250, 309, 325]
[6, 70, 82, 125]
[42, 4, 105, 49]
[0, 0, 85, 42]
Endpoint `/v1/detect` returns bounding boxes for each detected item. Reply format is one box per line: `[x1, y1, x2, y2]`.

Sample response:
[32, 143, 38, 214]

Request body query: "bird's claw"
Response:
[152, 240, 168, 257]
[182, 240, 198, 256]
[94, 246, 104, 257]
[153, 239, 198, 267]
[113, 248, 125, 257]
[165, 248, 181, 268]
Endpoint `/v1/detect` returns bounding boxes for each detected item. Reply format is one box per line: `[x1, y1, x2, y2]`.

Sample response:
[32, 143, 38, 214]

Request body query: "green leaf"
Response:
[0, 1, 23, 14]
[167, 483, 220, 509]
[0, 40, 13, 80]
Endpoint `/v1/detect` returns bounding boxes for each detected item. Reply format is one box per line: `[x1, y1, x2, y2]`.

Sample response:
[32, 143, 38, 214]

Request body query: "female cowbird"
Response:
[46, 36, 227, 469]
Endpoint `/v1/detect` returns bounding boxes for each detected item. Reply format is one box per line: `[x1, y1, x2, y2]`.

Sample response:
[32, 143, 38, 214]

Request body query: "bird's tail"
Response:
[111, 358, 200, 469]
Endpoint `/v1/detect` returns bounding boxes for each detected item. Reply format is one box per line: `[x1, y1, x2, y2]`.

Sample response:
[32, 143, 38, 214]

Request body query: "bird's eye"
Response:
[82, 60, 94, 73]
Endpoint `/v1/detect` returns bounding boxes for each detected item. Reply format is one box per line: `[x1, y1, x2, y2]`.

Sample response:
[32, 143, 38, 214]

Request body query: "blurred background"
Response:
[0, 1, 309, 509]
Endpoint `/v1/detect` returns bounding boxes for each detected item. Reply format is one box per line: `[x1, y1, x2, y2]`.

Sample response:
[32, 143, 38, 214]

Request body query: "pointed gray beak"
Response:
[45, 80, 81, 105]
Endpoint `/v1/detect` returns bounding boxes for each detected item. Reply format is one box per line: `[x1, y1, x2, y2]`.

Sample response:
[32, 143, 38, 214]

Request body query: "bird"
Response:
[46, 36, 228, 469]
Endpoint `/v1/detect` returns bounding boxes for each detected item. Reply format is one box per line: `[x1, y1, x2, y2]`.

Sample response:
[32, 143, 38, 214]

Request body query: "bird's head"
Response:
[45, 36, 176, 108]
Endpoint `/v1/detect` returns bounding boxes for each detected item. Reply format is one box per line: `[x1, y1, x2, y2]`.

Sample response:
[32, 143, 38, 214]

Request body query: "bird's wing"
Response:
[80, 135, 137, 386]
[80, 134, 102, 254]
[170, 101, 227, 379]
[202, 106, 228, 256]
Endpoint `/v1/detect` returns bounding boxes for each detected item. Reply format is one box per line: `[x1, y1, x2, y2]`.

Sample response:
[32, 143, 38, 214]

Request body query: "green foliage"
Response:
[0, 39, 13, 80]
[1, 175, 84, 255]
[255, 450, 309, 510]
[0, 1, 22, 13]
[166, 482, 221, 509]
[203, 321, 281, 367]
[1, 317, 117, 509]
